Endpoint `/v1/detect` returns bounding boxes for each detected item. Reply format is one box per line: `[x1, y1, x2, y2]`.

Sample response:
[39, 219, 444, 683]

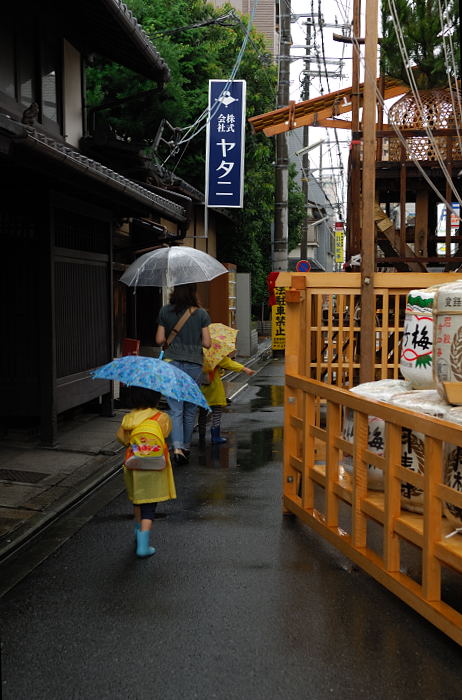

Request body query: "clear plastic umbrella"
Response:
[120, 246, 228, 287]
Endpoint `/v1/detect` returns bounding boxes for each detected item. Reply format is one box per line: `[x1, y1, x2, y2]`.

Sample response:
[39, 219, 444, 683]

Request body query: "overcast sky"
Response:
[287, 0, 359, 216]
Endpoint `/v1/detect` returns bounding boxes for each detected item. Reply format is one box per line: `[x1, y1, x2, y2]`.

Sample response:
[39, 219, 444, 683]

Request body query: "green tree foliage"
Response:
[381, 0, 459, 89]
[86, 0, 305, 304]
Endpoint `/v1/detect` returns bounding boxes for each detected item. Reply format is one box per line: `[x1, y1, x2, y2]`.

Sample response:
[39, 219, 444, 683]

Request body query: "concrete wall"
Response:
[181, 206, 217, 258]
[209, 0, 278, 56]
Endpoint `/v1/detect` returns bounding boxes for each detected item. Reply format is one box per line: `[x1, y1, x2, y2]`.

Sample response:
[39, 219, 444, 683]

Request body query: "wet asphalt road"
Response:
[2, 358, 462, 699]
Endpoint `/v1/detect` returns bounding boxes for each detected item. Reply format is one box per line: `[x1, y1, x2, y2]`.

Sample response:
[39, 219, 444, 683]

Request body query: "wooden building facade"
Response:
[0, 0, 190, 445]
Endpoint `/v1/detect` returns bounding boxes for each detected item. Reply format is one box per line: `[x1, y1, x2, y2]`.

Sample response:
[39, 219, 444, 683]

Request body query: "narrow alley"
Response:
[1, 360, 462, 699]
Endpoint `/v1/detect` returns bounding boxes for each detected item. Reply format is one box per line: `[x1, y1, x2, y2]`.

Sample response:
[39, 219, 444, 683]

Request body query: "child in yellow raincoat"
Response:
[116, 386, 176, 558]
[198, 356, 255, 444]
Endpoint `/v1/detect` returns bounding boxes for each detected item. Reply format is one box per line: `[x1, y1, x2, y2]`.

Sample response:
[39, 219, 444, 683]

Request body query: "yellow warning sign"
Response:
[335, 228, 344, 263]
[272, 286, 287, 350]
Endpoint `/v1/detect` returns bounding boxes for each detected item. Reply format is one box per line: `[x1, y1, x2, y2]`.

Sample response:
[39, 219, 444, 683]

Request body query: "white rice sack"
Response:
[343, 379, 413, 491]
[442, 407, 462, 530]
[433, 281, 462, 403]
[400, 288, 436, 389]
[390, 390, 450, 514]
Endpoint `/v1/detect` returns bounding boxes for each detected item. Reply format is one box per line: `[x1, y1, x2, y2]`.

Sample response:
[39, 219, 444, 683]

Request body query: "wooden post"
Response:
[445, 135, 453, 265]
[39, 196, 57, 446]
[422, 437, 442, 601]
[326, 401, 340, 527]
[350, 0, 362, 258]
[399, 156, 407, 259]
[360, 0, 379, 383]
[383, 422, 401, 571]
[352, 410, 368, 547]
[415, 188, 429, 258]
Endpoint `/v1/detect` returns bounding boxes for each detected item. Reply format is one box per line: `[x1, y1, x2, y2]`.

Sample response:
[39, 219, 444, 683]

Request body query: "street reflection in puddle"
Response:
[229, 383, 284, 413]
[197, 426, 282, 471]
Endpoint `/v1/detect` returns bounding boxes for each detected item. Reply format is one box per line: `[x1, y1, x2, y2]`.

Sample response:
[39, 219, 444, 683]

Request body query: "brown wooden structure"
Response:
[249, 84, 462, 274]
[249, 0, 462, 645]
[0, 1, 187, 445]
[282, 271, 462, 645]
[277, 271, 462, 387]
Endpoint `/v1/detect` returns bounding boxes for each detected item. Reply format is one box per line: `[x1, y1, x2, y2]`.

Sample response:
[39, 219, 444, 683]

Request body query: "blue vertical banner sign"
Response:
[205, 80, 246, 208]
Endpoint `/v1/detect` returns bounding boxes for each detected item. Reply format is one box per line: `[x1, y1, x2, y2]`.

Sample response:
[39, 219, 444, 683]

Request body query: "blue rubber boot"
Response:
[136, 530, 156, 558]
[134, 522, 140, 551]
[211, 427, 227, 444]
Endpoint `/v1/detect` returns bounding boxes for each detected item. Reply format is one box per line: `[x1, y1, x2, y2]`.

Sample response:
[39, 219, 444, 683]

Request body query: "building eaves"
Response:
[0, 116, 186, 223]
[61, 0, 170, 83]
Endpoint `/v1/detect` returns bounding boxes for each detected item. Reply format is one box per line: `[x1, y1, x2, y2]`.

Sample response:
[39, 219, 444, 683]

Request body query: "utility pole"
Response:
[273, 0, 291, 271]
[300, 19, 312, 261]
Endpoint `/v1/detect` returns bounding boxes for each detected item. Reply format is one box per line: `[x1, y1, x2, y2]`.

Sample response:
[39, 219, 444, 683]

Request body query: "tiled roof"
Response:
[64, 0, 170, 83]
[0, 115, 187, 222]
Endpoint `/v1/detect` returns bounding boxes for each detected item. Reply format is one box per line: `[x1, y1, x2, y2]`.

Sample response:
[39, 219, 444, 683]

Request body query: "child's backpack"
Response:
[124, 412, 169, 471]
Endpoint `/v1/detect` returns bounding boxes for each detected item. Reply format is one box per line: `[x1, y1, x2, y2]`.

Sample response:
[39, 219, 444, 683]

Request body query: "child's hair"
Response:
[128, 386, 161, 409]
[169, 283, 200, 313]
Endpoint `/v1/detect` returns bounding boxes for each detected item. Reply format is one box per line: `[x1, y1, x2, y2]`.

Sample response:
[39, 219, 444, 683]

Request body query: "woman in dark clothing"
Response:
[155, 284, 211, 465]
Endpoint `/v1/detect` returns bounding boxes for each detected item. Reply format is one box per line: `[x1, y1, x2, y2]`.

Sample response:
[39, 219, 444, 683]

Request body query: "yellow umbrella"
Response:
[203, 323, 238, 371]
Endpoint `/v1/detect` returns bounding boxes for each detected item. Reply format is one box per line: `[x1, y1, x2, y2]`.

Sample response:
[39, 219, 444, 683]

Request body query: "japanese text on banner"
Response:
[205, 80, 246, 209]
[272, 287, 287, 350]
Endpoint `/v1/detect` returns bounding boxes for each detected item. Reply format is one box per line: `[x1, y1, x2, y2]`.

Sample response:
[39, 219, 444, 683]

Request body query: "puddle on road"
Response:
[229, 384, 284, 413]
[197, 426, 283, 471]
[180, 426, 283, 515]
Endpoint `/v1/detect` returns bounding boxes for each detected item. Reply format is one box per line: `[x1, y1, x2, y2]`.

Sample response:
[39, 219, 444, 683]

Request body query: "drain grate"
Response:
[0, 469, 49, 484]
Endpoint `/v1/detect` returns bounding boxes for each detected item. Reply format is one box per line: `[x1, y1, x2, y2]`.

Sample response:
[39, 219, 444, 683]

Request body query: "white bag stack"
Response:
[390, 390, 451, 513]
[442, 406, 462, 529]
[343, 379, 412, 490]
[400, 288, 436, 389]
[434, 281, 462, 404]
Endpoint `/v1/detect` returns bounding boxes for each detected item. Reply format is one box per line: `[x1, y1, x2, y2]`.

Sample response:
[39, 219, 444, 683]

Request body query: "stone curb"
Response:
[0, 452, 123, 564]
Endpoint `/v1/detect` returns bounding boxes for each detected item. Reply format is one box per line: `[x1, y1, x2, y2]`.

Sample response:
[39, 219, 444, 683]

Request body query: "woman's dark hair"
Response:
[128, 386, 161, 409]
[169, 283, 200, 313]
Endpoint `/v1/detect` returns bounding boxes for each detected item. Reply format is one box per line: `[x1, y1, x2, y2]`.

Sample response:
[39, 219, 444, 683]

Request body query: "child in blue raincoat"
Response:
[116, 386, 176, 558]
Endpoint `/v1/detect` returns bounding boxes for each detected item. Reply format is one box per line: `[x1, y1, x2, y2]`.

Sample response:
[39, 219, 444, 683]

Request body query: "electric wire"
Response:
[387, 0, 462, 214]
[160, 0, 260, 170]
[316, 0, 346, 218]
[333, 0, 462, 222]
[150, 12, 239, 36]
[437, 0, 462, 150]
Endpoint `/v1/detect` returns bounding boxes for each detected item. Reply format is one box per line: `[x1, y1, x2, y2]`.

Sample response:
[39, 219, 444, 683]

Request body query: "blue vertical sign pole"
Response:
[205, 80, 246, 209]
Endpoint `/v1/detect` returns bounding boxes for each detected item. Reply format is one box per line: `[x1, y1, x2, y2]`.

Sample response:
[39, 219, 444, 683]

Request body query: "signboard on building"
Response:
[436, 203, 461, 255]
[272, 286, 287, 350]
[334, 221, 345, 263]
[205, 80, 246, 208]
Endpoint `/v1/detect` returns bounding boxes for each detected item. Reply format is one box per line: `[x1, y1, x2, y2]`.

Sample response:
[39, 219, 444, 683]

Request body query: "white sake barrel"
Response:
[433, 281, 462, 404]
[400, 288, 436, 389]
[442, 406, 462, 530]
[390, 390, 450, 513]
[343, 379, 413, 490]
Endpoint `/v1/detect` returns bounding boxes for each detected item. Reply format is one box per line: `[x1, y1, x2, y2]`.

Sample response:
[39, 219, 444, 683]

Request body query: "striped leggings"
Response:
[198, 406, 222, 432]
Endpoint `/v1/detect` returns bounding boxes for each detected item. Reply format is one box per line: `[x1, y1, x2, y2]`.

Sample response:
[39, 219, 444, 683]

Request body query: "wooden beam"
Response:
[375, 211, 427, 271]
[252, 83, 409, 136]
[317, 118, 353, 129]
[261, 83, 409, 136]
